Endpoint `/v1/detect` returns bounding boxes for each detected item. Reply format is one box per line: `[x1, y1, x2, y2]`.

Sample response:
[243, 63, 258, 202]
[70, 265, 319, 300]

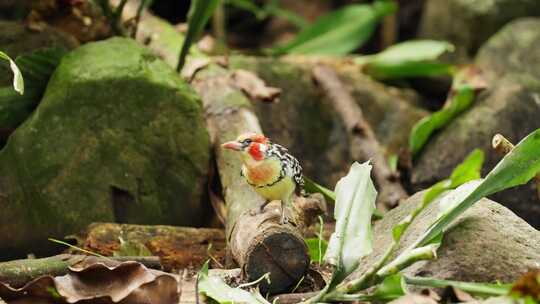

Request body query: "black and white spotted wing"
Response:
[266, 142, 305, 195]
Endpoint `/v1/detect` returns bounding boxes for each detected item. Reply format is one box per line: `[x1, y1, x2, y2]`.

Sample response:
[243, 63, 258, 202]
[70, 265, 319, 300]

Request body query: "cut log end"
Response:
[245, 230, 309, 294]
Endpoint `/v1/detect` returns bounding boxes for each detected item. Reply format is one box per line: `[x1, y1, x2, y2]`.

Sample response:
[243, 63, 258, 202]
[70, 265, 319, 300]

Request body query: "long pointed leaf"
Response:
[0, 51, 24, 95]
[198, 261, 270, 304]
[270, 1, 395, 55]
[325, 161, 377, 281]
[418, 128, 540, 247]
[177, 0, 219, 71]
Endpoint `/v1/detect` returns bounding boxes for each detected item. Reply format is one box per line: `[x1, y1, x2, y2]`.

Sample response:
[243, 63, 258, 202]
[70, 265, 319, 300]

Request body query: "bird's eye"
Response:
[243, 139, 252, 145]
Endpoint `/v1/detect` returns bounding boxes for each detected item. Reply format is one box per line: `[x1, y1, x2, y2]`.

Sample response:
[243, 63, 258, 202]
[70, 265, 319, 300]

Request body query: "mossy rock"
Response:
[0, 37, 210, 256]
[418, 0, 540, 62]
[412, 19, 540, 228]
[0, 21, 78, 139]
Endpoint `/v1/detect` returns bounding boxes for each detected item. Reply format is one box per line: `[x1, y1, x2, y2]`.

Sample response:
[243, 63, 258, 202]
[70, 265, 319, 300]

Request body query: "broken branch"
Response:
[312, 65, 408, 209]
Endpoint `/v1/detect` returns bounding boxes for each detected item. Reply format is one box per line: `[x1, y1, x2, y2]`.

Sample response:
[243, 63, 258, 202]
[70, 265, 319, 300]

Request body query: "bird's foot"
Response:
[249, 201, 271, 216]
[279, 214, 289, 225]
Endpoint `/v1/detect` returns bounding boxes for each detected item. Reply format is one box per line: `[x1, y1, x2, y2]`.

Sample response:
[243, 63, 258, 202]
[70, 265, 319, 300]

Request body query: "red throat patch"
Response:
[248, 143, 265, 161]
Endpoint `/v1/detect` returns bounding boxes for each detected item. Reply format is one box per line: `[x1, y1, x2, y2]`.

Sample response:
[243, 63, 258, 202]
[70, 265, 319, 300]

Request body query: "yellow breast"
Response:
[254, 175, 296, 201]
[242, 159, 295, 201]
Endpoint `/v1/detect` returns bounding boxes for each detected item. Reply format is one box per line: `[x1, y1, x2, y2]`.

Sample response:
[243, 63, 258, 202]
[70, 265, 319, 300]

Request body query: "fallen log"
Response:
[78, 223, 226, 271]
[192, 65, 325, 293]
[312, 65, 409, 210]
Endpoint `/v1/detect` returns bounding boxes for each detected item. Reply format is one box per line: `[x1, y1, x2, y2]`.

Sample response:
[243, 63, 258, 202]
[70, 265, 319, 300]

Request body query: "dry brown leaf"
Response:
[181, 57, 211, 81]
[389, 293, 439, 304]
[230, 69, 281, 103]
[0, 259, 178, 304]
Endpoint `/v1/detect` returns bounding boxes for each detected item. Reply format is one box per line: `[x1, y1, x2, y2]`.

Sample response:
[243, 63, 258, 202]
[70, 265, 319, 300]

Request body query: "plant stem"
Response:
[404, 276, 511, 296]
[212, 2, 228, 54]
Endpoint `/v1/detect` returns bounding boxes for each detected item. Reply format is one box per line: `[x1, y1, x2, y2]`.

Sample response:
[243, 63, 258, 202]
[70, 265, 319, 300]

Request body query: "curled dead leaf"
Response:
[230, 69, 281, 103]
[0, 259, 178, 304]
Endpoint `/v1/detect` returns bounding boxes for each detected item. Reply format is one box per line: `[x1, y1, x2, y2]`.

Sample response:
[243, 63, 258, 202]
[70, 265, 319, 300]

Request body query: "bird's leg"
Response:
[259, 200, 271, 213]
[280, 196, 291, 225]
[249, 200, 271, 216]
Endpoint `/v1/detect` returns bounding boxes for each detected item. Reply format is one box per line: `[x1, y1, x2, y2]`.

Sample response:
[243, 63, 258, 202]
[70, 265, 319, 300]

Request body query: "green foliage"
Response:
[226, 0, 307, 28]
[305, 238, 328, 265]
[197, 261, 270, 304]
[422, 149, 484, 206]
[177, 0, 220, 71]
[369, 274, 407, 301]
[325, 162, 376, 284]
[0, 51, 24, 95]
[409, 66, 485, 157]
[303, 175, 336, 202]
[0, 48, 67, 129]
[404, 276, 511, 297]
[417, 128, 540, 247]
[304, 175, 384, 219]
[357, 40, 455, 79]
[270, 1, 396, 55]
[305, 216, 327, 265]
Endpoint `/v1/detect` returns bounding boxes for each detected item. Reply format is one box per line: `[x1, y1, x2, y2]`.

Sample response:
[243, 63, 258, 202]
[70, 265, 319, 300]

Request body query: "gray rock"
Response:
[412, 19, 540, 228]
[476, 18, 540, 82]
[352, 191, 540, 286]
[418, 0, 540, 62]
[0, 37, 210, 256]
[228, 56, 427, 187]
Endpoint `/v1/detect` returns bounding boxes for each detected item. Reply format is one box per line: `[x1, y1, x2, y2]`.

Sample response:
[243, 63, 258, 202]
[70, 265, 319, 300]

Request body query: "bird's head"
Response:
[221, 132, 269, 161]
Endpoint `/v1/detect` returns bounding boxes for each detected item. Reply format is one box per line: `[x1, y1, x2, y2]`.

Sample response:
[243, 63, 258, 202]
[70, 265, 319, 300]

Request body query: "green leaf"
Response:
[358, 40, 455, 79]
[305, 238, 328, 264]
[304, 175, 336, 202]
[418, 128, 540, 247]
[198, 261, 270, 304]
[0, 48, 67, 129]
[370, 274, 407, 301]
[409, 87, 474, 157]
[226, 0, 307, 28]
[409, 67, 486, 157]
[304, 175, 384, 220]
[0, 51, 24, 95]
[270, 0, 396, 55]
[177, 0, 220, 71]
[448, 148, 484, 187]
[325, 161, 377, 282]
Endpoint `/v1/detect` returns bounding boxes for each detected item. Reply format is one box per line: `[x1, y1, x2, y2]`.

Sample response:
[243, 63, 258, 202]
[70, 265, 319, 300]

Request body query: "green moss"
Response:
[0, 37, 210, 255]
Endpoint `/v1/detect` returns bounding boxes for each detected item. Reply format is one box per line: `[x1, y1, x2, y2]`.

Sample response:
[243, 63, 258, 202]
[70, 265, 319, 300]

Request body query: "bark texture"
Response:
[192, 64, 325, 293]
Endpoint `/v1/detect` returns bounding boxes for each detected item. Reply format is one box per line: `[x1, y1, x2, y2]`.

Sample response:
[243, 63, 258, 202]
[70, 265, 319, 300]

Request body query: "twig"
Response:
[492, 133, 540, 199]
[0, 254, 162, 287]
[380, 13, 397, 49]
[211, 1, 228, 54]
[131, 0, 148, 38]
[312, 65, 408, 210]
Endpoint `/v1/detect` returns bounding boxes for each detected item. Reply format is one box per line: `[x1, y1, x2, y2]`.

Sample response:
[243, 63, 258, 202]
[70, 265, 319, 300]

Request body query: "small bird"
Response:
[221, 133, 304, 224]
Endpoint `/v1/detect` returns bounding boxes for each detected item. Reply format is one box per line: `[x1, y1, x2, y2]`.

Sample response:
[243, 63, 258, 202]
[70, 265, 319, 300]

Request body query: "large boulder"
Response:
[0, 37, 210, 257]
[418, 0, 540, 62]
[228, 56, 427, 187]
[412, 19, 540, 228]
[352, 190, 540, 285]
[475, 18, 540, 82]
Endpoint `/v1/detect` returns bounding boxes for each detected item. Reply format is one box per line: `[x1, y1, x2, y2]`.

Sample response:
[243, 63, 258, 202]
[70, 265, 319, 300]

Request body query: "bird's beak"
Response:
[221, 141, 243, 151]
